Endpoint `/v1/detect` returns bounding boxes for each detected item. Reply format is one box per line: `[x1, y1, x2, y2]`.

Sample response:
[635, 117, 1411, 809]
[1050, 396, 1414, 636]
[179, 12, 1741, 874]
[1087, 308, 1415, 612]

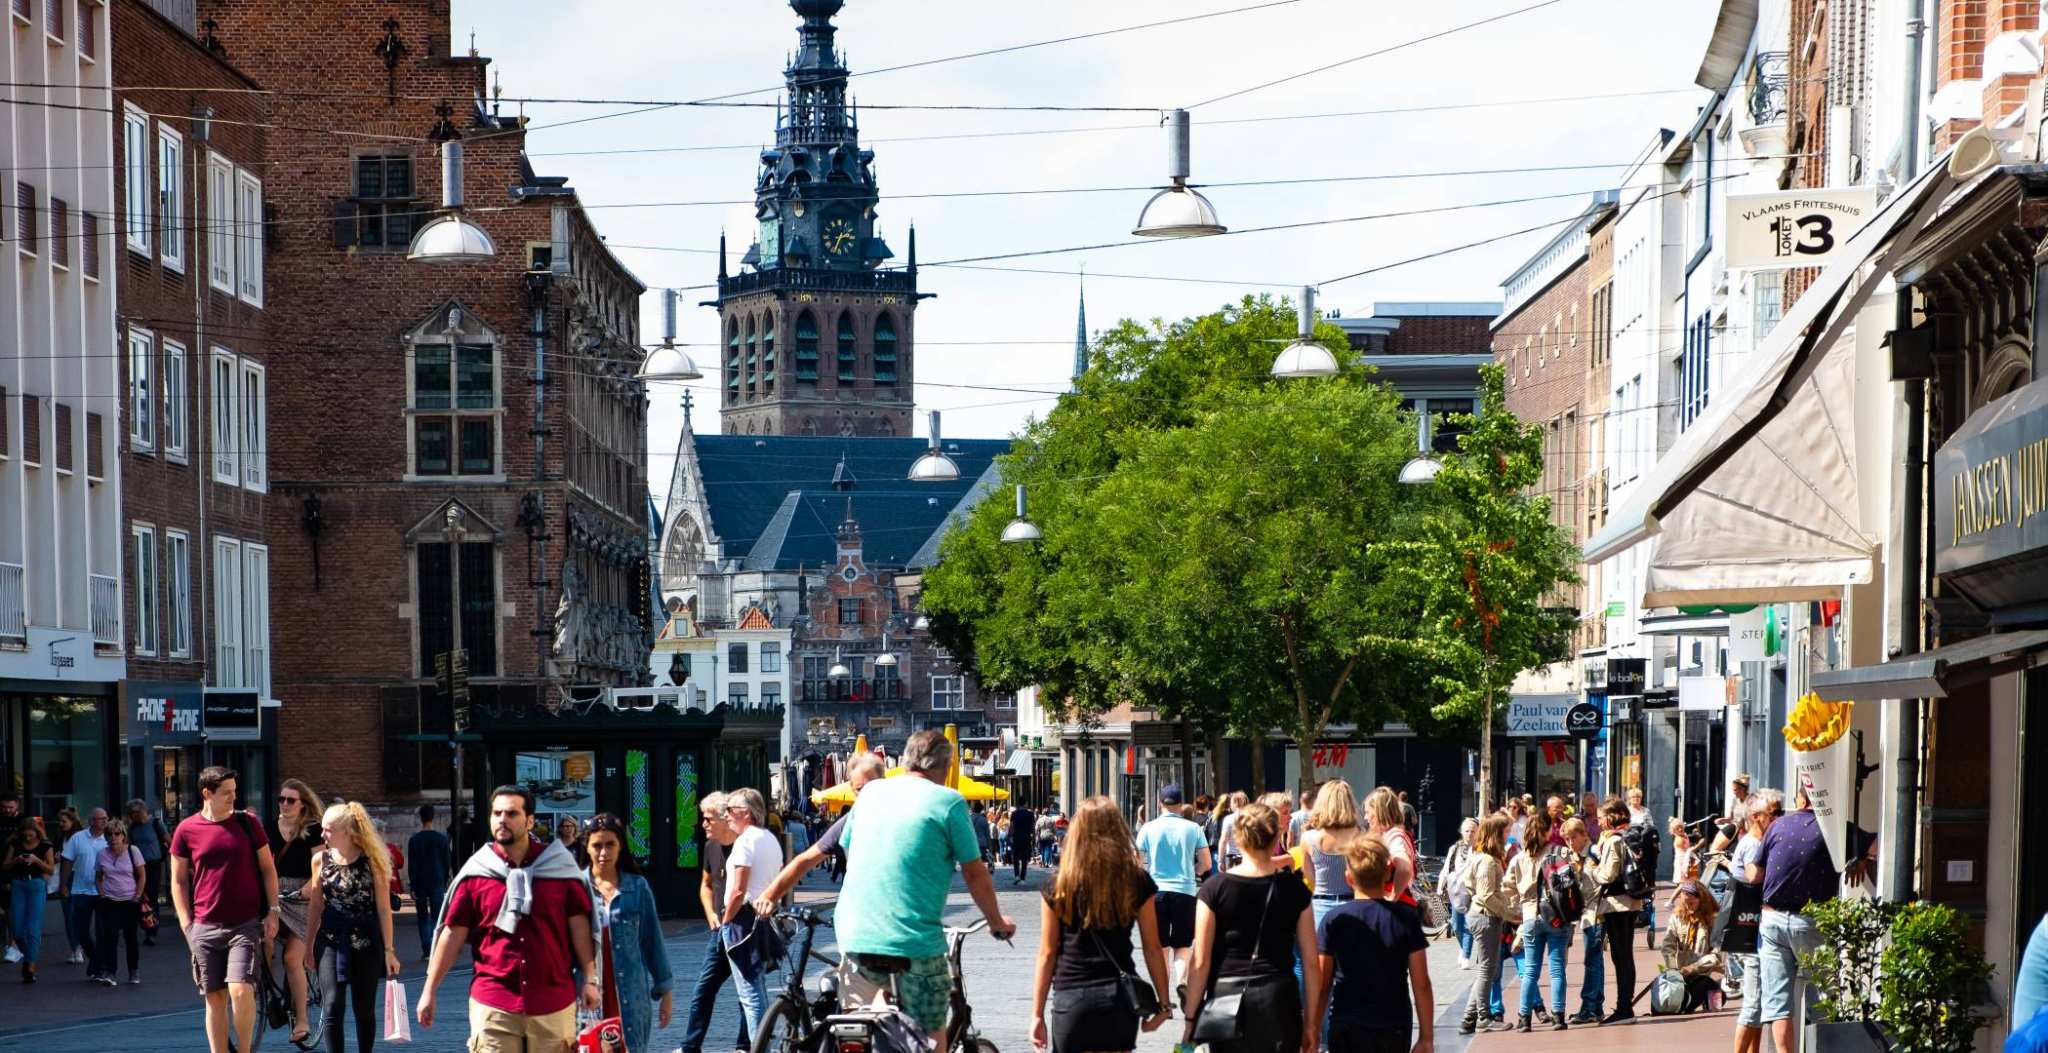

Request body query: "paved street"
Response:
[0, 866, 1480, 1053]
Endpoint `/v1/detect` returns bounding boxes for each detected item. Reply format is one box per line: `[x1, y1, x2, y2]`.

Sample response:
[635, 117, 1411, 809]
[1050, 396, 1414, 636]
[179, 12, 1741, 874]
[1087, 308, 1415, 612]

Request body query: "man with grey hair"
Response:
[679, 793, 749, 1053]
[754, 752, 887, 913]
[719, 788, 783, 1035]
[838, 730, 1016, 1049]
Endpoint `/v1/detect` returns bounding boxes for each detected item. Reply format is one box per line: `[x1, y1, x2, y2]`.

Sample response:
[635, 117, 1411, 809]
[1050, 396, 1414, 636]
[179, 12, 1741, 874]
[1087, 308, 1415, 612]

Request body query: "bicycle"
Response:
[749, 908, 844, 1053]
[826, 919, 1003, 1053]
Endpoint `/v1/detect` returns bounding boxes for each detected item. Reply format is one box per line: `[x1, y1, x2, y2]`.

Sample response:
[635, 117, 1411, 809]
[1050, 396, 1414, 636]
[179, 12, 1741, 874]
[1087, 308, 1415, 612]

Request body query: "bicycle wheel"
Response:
[749, 995, 811, 1053]
[962, 1037, 999, 1053]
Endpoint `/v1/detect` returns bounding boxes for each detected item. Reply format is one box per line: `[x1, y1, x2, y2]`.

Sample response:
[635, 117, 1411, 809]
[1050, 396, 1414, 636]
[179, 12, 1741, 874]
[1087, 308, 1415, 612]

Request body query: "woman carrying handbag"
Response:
[1028, 797, 1173, 1053]
[1182, 802, 1317, 1053]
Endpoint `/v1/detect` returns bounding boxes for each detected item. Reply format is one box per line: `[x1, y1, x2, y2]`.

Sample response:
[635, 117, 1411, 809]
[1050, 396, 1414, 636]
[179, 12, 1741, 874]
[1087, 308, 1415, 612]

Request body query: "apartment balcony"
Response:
[88, 573, 120, 649]
[1741, 50, 1790, 154]
[0, 562, 23, 647]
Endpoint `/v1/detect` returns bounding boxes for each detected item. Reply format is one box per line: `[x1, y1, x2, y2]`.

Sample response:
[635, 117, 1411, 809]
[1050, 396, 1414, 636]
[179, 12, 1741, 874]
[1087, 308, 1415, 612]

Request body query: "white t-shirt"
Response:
[63, 831, 107, 894]
[726, 824, 783, 903]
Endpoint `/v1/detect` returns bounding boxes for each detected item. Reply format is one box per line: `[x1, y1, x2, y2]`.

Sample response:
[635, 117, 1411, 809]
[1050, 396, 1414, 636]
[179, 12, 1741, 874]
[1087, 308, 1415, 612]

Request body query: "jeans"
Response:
[62, 892, 97, 955]
[1578, 922, 1605, 1016]
[1462, 913, 1505, 1027]
[1758, 908, 1820, 1024]
[1731, 953, 1762, 1028]
[679, 935, 749, 1053]
[413, 883, 444, 961]
[317, 941, 384, 1053]
[1040, 841, 1056, 867]
[1012, 841, 1031, 881]
[1451, 902, 1473, 958]
[1518, 920, 1572, 1017]
[91, 898, 141, 976]
[726, 942, 769, 1037]
[1603, 911, 1640, 1017]
[8, 879, 46, 963]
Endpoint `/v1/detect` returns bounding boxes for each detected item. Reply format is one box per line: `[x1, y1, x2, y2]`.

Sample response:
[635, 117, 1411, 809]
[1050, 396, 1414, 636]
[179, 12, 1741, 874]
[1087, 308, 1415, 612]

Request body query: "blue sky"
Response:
[456, 0, 1720, 497]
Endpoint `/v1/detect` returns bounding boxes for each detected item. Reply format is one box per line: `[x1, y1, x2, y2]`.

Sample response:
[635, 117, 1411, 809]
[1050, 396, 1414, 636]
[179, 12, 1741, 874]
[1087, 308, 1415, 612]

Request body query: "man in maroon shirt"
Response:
[169, 766, 281, 1053]
[417, 784, 599, 1050]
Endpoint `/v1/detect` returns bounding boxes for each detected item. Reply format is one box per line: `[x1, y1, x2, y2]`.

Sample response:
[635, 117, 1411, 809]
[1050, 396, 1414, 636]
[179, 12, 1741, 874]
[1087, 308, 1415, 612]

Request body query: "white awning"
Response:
[1583, 157, 1962, 607]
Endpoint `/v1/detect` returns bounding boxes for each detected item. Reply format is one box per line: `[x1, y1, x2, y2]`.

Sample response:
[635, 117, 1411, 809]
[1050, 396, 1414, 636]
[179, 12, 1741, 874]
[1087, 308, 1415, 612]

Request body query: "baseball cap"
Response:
[1159, 784, 1184, 805]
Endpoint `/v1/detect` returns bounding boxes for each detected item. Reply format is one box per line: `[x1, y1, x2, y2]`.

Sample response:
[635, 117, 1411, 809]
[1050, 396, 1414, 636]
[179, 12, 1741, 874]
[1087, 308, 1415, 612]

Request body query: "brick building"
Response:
[1490, 193, 1618, 801]
[112, 0, 277, 817]
[185, 1, 678, 856]
[1331, 302, 1499, 452]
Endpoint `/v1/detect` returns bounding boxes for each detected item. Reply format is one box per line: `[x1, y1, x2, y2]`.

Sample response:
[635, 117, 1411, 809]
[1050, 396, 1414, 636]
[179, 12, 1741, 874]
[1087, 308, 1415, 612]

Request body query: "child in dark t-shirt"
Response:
[1314, 835, 1434, 1053]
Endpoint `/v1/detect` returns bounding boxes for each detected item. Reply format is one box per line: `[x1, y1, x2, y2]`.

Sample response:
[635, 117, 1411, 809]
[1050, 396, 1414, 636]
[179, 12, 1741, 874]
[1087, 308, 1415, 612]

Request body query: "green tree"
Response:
[922, 296, 1442, 791]
[1398, 364, 1577, 810]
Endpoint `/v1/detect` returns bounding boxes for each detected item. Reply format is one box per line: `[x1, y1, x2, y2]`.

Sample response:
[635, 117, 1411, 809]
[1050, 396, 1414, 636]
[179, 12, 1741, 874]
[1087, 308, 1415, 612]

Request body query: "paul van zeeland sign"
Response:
[1935, 379, 2048, 610]
[1725, 189, 1878, 270]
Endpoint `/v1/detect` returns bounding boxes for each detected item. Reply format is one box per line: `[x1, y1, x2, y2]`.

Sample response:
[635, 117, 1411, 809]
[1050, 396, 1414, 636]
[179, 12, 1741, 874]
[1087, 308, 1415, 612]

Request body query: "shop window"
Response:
[381, 685, 453, 795]
[28, 696, 107, 818]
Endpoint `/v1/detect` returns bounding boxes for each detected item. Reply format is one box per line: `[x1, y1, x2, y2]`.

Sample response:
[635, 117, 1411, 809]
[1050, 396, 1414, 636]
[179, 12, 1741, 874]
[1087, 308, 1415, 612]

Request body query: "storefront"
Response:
[473, 697, 779, 908]
[0, 685, 118, 820]
[120, 681, 204, 822]
[1504, 693, 1580, 802]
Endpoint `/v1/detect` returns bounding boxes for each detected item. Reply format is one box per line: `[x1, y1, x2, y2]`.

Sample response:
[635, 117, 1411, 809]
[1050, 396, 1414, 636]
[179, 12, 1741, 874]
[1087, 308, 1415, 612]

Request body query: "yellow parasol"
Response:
[809, 766, 1012, 807]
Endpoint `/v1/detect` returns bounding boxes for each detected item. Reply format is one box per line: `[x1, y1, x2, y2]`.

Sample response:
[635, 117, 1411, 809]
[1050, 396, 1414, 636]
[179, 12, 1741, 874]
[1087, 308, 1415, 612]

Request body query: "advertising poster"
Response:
[1784, 693, 1854, 868]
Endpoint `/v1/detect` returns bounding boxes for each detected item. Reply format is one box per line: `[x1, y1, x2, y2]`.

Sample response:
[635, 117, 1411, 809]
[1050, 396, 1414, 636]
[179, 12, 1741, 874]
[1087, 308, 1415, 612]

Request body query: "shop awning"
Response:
[1808, 628, 2048, 701]
[1001, 748, 1036, 774]
[1583, 158, 1960, 607]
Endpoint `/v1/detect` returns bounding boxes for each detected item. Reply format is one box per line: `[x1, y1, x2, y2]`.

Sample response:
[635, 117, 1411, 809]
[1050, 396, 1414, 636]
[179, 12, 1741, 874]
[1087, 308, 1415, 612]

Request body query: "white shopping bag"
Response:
[2, 943, 19, 963]
[382, 978, 413, 1043]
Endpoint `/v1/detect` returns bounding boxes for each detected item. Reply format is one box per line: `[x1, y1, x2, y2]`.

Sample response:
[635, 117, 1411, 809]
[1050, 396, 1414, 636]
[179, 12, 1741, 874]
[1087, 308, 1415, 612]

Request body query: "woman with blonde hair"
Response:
[1029, 797, 1172, 1053]
[1364, 787, 1417, 906]
[1303, 781, 1363, 928]
[1183, 802, 1317, 1053]
[1216, 792, 1251, 869]
[304, 802, 398, 1053]
[271, 778, 325, 1048]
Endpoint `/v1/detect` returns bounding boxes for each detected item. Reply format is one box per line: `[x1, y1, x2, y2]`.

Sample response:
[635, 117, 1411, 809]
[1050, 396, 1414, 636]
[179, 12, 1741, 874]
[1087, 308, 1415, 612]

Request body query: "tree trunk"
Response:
[1298, 713, 1325, 796]
[1177, 716, 1197, 799]
[1478, 674, 1495, 813]
[1250, 729, 1267, 793]
[1208, 727, 1228, 794]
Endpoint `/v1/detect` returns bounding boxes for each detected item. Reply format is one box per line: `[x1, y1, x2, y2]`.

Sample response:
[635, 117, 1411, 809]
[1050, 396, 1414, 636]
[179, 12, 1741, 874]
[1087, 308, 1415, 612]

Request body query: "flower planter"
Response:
[1804, 1020, 1889, 1053]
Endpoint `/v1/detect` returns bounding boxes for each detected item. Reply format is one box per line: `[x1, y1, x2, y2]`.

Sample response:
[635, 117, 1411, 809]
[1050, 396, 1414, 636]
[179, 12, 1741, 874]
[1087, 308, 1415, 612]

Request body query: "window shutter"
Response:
[77, 0, 91, 58]
[80, 211, 98, 278]
[20, 396, 38, 466]
[15, 183, 35, 255]
[53, 402, 72, 472]
[331, 200, 359, 249]
[85, 411, 102, 479]
[50, 198, 67, 268]
[0, 385, 8, 459]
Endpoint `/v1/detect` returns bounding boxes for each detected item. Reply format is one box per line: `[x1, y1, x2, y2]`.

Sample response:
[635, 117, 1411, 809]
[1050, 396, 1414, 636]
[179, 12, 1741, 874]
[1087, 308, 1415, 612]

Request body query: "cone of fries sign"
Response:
[1783, 692, 1855, 870]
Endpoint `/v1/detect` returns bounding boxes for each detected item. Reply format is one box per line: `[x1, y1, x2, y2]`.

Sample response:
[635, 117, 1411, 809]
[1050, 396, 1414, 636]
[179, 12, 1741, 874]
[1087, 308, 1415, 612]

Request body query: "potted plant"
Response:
[1875, 901, 1993, 1053]
[1801, 898, 1895, 1052]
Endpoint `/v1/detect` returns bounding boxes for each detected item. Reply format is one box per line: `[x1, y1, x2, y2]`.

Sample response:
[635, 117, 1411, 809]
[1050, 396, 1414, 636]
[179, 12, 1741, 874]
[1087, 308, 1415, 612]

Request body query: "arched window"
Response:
[836, 313, 858, 382]
[876, 416, 896, 437]
[742, 318, 756, 396]
[873, 314, 898, 385]
[761, 316, 776, 394]
[802, 417, 818, 436]
[795, 310, 821, 382]
[725, 321, 741, 401]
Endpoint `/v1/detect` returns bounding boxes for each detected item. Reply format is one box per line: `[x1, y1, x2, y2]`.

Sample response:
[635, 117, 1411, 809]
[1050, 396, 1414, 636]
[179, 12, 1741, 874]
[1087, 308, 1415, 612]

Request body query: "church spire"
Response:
[1072, 271, 1088, 384]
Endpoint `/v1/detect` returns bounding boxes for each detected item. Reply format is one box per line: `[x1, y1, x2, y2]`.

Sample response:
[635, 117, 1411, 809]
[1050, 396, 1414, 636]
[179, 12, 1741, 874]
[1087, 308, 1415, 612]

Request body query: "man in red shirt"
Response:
[417, 784, 599, 1050]
[169, 766, 281, 1053]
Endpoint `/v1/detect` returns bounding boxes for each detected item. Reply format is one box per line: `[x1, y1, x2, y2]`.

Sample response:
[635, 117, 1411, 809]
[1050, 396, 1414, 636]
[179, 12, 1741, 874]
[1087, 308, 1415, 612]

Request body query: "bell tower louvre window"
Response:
[836, 313, 857, 382]
[874, 314, 897, 384]
[796, 311, 820, 382]
[762, 318, 776, 394]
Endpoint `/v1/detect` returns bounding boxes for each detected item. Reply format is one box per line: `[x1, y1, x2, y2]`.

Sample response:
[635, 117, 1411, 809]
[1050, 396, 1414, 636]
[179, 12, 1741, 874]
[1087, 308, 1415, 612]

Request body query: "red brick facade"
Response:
[1382, 314, 1492, 356]
[190, 0, 651, 805]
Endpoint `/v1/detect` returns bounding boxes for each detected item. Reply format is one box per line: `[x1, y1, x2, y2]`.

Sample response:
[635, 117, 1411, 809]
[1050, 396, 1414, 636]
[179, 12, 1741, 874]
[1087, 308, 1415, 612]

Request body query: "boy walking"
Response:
[1313, 837, 1435, 1053]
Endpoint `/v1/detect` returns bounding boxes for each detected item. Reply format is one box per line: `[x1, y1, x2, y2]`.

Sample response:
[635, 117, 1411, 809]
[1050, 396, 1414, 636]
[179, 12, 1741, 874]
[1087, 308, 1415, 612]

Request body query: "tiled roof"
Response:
[694, 435, 1010, 572]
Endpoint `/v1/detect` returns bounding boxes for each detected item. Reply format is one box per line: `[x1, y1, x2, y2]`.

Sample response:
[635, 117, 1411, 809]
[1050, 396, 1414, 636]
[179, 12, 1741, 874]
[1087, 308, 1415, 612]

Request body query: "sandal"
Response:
[290, 1029, 316, 1050]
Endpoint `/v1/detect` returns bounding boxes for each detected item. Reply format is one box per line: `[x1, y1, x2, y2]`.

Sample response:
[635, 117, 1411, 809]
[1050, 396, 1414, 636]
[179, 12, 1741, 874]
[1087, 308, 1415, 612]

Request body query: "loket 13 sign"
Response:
[1724, 189, 1877, 270]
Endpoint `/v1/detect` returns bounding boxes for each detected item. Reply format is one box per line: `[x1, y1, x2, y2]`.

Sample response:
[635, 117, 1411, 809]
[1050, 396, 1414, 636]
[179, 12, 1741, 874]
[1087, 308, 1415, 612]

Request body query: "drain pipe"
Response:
[1884, 1, 1928, 906]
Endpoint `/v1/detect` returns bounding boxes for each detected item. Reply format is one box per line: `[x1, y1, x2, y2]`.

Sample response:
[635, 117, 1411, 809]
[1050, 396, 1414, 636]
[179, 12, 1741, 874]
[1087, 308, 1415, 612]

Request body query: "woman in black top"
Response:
[1030, 796, 1173, 1053]
[304, 802, 400, 1053]
[1184, 802, 1318, 1053]
[271, 778, 325, 1049]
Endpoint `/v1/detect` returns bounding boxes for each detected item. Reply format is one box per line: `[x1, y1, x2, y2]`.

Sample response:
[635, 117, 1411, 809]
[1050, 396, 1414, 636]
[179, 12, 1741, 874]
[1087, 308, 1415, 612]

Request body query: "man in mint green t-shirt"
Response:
[838, 731, 1016, 1046]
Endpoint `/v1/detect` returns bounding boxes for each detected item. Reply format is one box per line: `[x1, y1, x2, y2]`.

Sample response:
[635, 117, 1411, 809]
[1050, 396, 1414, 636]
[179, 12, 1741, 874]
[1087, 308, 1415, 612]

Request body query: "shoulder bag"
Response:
[1190, 878, 1277, 1045]
[1086, 924, 1160, 1019]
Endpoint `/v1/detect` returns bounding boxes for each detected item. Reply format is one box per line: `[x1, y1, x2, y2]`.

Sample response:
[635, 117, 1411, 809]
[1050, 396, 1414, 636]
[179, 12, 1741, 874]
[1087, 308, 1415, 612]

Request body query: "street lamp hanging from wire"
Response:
[1270, 286, 1340, 378]
[408, 139, 498, 263]
[1000, 484, 1042, 544]
[907, 410, 961, 481]
[638, 289, 704, 381]
[1132, 110, 1226, 238]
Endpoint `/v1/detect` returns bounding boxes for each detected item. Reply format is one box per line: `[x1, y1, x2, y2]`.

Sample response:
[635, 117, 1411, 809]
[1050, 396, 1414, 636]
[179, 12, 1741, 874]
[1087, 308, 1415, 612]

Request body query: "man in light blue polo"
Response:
[838, 731, 1015, 1050]
[1135, 785, 1211, 992]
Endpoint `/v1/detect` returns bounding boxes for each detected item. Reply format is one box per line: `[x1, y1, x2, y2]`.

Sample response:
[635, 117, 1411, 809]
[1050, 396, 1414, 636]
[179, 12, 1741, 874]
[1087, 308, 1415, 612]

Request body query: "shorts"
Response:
[1047, 980, 1138, 1053]
[1757, 909, 1820, 1023]
[1154, 891, 1197, 949]
[850, 953, 952, 1035]
[187, 918, 262, 994]
[1731, 953, 1762, 1027]
[467, 1000, 577, 1053]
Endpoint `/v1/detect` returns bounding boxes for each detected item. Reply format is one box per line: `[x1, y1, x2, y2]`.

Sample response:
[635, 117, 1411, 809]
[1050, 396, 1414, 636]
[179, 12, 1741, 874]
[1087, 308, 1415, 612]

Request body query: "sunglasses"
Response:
[279, 796, 301, 805]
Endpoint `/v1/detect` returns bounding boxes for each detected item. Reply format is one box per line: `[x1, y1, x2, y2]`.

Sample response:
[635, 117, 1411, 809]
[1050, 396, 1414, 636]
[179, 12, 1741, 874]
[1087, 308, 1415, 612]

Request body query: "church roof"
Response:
[694, 435, 1009, 572]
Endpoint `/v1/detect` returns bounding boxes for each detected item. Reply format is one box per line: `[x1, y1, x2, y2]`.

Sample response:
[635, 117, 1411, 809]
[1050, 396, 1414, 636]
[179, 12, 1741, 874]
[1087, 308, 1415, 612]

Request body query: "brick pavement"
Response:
[1458, 924, 1747, 1053]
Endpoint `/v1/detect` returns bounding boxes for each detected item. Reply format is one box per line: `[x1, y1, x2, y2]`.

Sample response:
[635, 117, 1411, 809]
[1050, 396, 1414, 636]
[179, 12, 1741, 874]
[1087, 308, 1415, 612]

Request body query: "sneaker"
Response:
[95, 974, 116, 987]
[1600, 1010, 1636, 1026]
[1516, 1014, 1532, 1033]
[1535, 1006, 1552, 1025]
[1457, 1020, 1476, 1036]
[1570, 1009, 1601, 1025]
[67, 949, 84, 964]
[128, 972, 140, 985]
[1552, 1019, 1570, 1032]
[1458, 955, 1471, 969]
[1484, 1019, 1516, 1032]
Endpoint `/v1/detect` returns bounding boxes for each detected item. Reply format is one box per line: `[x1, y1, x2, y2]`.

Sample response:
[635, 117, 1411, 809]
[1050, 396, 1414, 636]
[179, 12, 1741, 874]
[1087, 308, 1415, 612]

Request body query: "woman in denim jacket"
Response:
[584, 813, 675, 1052]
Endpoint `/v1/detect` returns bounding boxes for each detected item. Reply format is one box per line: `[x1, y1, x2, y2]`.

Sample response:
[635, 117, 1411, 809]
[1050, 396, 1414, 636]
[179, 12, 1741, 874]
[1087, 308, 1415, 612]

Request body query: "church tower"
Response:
[714, 0, 921, 438]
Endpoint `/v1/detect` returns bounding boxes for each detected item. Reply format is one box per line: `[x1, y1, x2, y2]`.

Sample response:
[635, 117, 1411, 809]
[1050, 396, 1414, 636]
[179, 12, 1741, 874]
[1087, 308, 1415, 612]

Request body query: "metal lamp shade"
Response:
[1001, 517, 1043, 543]
[407, 213, 497, 263]
[1398, 455, 1443, 484]
[828, 660, 851, 679]
[875, 652, 898, 667]
[1271, 338, 1340, 378]
[908, 449, 961, 481]
[637, 343, 704, 381]
[1132, 185, 1226, 238]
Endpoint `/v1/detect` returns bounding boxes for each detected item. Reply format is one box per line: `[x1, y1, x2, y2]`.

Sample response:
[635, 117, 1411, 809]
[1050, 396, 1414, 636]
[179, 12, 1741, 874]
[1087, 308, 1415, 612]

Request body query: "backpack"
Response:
[1613, 825, 1657, 900]
[1539, 851, 1584, 928]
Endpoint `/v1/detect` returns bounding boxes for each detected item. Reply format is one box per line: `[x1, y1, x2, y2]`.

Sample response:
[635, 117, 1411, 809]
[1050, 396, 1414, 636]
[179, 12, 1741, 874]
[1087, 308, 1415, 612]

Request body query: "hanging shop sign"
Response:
[1725, 188, 1878, 270]
[1605, 658, 1646, 696]
[1565, 702, 1603, 740]
[1729, 607, 1771, 665]
[202, 689, 262, 742]
[125, 681, 205, 746]
[1934, 379, 2048, 610]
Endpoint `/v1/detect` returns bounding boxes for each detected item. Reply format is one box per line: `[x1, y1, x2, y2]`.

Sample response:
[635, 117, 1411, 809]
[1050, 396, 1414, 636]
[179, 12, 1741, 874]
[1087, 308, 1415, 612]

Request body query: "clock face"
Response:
[757, 217, 781, 268]
[824, 218, 857, 256]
